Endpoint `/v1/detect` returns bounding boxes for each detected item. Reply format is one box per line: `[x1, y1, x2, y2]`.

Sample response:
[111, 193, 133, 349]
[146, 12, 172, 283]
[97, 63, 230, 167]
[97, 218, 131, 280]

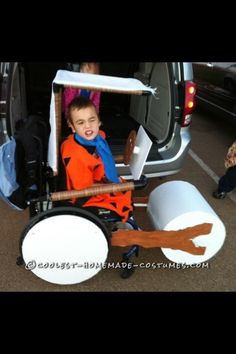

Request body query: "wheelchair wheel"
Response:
[20, 206, 111, 285]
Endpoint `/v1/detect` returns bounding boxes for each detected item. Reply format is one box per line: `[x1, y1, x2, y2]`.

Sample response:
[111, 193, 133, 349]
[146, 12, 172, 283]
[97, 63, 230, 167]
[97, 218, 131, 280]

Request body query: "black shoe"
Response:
[213, 191, 226, 199]
[120, 260, 135, 279]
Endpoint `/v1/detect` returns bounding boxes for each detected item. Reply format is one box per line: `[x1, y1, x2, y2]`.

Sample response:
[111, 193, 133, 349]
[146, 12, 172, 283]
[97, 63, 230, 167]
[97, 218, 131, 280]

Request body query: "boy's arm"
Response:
[65, 157, 94, 190]
[61, 140, 94, 190]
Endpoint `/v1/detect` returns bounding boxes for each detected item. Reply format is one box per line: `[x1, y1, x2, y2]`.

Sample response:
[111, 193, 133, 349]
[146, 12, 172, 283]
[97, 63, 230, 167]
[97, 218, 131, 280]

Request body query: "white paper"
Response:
[53, 70, 156, 94]
[129, 126, 153, 180]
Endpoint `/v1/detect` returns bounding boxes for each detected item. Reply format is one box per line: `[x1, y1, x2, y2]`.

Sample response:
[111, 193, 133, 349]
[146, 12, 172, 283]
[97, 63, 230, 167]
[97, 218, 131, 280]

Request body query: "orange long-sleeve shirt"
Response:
[61, 132, 133, 221]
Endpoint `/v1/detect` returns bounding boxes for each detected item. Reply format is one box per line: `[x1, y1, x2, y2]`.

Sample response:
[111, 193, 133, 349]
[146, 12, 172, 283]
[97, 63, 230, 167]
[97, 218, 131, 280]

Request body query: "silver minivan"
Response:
[0, 62, 196, 178]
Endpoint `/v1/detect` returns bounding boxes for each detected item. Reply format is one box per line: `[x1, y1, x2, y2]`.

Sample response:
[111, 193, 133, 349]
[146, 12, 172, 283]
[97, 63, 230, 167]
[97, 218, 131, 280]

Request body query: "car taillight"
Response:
[182, 81, 197, 127]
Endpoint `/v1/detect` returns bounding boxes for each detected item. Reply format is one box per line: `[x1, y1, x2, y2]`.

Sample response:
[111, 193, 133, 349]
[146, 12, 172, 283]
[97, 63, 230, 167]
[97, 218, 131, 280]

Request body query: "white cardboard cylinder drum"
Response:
[147, 181, 226, 265]
[22, 214, 108, 285]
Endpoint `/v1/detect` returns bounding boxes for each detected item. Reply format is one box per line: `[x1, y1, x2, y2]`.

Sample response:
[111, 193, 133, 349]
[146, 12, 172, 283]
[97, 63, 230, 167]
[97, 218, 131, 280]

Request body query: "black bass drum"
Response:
[20, 207, 110, 285]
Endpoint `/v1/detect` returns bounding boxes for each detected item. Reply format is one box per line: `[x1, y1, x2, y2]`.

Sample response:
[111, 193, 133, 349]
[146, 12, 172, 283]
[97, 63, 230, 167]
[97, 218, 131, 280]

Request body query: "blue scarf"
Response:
[75, 133, 119, 183]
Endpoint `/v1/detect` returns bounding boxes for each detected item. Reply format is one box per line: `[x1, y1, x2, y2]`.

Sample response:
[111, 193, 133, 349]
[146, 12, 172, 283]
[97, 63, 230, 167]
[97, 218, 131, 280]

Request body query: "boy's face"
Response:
[70, 105, 101, 140]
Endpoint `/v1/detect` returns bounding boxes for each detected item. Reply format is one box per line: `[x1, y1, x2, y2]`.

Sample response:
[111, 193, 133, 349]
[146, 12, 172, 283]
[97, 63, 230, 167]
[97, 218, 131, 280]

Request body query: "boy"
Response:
[61, 96, 133, 222]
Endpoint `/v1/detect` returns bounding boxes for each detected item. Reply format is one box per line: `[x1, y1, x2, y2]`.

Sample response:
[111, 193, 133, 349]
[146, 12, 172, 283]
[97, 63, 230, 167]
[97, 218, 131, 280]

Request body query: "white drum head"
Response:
[21, 208, 109, 285]
[161, 211, 226, 265]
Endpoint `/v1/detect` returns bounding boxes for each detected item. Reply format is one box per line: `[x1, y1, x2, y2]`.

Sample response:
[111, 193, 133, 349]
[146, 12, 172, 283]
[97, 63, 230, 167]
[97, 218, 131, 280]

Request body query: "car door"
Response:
[193, 62, 215, 87]
[193, 62, 236, 120]
[129, 62, 174, 145]
[0, 63, 9, 145]
[211, 62, 236, 90]
[193, 62, 236, 90]
[1, 62, 27, 140]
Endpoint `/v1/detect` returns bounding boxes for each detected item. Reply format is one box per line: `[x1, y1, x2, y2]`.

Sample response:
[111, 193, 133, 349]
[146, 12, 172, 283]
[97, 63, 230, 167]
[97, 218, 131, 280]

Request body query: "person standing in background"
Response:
[62, 62, 101, 116]
[213, 140, 236, 199]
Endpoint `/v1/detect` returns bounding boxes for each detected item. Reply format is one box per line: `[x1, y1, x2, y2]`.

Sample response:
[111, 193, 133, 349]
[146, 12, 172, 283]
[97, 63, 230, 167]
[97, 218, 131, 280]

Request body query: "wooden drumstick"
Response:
[51, 182, 135, 202]
[63, 84, 146, 95]
[123, 130, 137, 165]
[53, 89, 62, 177]
[114, 130, 137, 165]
